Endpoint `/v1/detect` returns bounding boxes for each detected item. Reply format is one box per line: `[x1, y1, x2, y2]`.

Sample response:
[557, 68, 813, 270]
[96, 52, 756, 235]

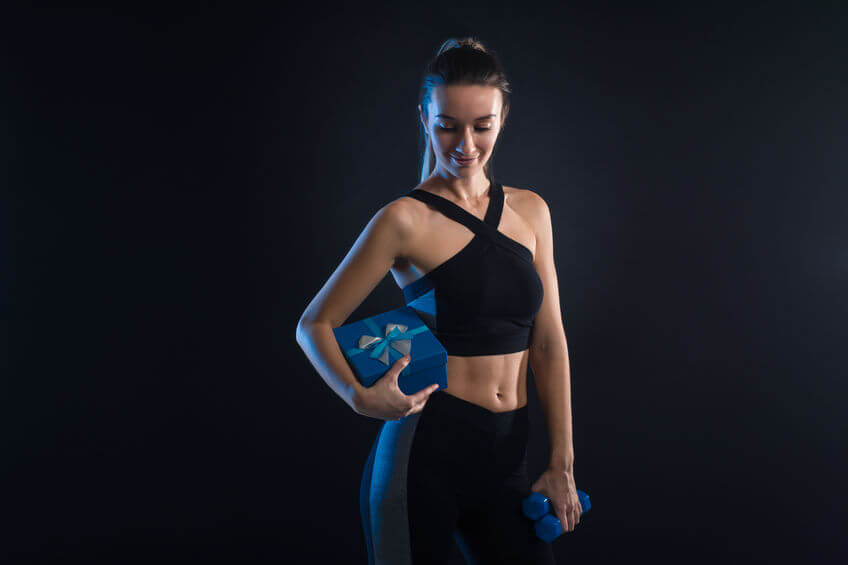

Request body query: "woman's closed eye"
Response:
[438, 126, 492, 131]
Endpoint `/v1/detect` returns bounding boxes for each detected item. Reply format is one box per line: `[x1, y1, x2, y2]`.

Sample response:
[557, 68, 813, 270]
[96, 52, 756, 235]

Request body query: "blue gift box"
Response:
[332, 306, 448, 395]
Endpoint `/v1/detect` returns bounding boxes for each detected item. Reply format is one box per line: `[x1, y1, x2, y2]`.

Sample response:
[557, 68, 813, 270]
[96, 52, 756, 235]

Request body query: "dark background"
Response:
[6, 2, 847, 564]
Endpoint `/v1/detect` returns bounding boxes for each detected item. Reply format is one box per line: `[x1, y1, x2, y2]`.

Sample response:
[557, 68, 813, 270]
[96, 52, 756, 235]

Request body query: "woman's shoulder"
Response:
[386, 177, 449, 214]
[376, 186, 432, 240]
[503, 184, 549, 219]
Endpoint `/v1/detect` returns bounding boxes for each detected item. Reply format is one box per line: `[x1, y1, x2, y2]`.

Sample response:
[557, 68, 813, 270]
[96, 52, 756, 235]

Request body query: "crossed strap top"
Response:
[401, 181, 544, 356]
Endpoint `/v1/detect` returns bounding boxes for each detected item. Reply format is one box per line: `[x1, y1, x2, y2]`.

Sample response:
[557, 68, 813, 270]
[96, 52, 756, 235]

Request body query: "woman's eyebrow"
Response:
[435, 113, 496, 120]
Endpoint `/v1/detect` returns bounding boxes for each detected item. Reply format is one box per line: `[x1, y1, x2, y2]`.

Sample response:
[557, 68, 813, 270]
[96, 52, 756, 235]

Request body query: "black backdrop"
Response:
[7, 3, 848, 564]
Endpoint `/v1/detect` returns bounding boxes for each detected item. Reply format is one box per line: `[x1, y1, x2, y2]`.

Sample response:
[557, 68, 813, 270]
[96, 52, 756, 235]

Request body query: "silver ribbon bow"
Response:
[357, 323, 412, 366]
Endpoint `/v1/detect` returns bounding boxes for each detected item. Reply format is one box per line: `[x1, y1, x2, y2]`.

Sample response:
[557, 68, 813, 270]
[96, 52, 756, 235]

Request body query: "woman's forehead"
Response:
[429, 85, 501, 117]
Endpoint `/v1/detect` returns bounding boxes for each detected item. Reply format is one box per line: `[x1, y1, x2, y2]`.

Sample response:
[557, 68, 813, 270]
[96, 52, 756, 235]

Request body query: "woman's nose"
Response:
[456, 137, 476, 155]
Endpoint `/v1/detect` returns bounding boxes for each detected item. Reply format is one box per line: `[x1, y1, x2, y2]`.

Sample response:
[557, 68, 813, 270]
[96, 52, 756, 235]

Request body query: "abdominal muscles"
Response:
[442, 350, 529, 413]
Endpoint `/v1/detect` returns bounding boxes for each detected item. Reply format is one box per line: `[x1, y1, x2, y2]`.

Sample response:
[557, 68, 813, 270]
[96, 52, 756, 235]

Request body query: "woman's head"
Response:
[418, 37, 512, 184]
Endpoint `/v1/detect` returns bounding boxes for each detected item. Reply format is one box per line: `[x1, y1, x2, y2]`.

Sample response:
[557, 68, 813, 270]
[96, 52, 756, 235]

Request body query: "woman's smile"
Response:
[451, 154, 477, 166]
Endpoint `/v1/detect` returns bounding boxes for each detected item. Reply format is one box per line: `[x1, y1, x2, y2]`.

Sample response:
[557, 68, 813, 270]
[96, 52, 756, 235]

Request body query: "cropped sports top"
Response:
[400, 181, 544, 356]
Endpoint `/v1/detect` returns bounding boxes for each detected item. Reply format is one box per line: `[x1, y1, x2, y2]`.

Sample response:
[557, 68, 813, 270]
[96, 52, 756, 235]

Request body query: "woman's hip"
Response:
[411, 390, 529, 481]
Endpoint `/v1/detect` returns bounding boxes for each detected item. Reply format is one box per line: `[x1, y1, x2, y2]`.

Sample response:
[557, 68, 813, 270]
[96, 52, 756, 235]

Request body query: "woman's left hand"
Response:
[529, 467, 582, 532]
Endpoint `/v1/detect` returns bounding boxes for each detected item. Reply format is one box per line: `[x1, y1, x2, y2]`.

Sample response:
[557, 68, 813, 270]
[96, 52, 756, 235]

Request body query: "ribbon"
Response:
[345, 317, 429, 366]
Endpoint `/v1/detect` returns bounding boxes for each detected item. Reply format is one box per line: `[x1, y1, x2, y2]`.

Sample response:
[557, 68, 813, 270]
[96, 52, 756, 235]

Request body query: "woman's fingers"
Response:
[404, 383, 439, 416]
[555, 503, 579, 532]
[410, 383, 440, 404]
[557, 505, 571, 532]
[385, 355, 440, 419]
[562, 502, 581, 531]
[390, 355, 412, 385]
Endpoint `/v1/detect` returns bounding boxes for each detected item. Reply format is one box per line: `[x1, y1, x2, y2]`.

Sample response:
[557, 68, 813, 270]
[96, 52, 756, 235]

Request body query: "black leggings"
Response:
[360, 390, 556, 564]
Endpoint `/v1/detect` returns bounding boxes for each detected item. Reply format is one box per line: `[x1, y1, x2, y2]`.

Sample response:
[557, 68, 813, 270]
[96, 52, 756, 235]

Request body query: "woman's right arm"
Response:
[295, 199, 418, 414]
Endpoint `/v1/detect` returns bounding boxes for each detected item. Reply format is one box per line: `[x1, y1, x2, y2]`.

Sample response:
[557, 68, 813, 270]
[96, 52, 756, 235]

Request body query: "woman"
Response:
[296, 37, 580, 564]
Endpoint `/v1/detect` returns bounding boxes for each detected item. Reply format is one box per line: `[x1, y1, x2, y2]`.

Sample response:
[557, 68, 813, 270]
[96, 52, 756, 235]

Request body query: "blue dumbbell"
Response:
[521, 490, 591, 543]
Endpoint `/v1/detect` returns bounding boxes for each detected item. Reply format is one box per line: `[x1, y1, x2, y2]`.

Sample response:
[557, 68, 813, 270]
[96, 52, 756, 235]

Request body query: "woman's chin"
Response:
[451, 161, 478, 172]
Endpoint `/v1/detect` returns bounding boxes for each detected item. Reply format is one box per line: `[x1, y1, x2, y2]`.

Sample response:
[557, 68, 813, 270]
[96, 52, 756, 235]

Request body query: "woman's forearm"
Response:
[529, 340, 575, 472]
[296, 320, 365, 412]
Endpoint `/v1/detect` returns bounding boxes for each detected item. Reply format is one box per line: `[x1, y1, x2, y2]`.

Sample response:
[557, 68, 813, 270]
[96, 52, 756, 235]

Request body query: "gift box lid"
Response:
[332, 306, 447, 385]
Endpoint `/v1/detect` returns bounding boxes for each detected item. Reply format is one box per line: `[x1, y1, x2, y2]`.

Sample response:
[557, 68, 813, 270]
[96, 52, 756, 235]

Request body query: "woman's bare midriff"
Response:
[442, 350, 530, 413]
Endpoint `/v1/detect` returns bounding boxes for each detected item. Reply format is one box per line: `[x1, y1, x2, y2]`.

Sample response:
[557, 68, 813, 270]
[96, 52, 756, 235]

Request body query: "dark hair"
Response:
[418, 37, 512, 183]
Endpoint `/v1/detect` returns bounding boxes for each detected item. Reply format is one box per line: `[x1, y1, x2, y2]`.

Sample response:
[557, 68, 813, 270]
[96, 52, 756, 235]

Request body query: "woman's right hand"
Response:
[353, 355, 440, 421]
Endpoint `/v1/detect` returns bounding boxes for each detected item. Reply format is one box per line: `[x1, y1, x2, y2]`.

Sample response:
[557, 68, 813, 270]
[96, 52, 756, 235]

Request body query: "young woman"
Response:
[296, 37, 580, 564]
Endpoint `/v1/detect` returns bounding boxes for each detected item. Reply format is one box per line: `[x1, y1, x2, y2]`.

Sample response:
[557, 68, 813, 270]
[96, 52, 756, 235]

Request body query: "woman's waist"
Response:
[442, 351, 529, 413]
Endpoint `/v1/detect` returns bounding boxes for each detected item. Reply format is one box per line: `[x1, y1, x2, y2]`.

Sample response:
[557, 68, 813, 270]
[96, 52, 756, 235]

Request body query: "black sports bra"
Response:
[400, 180, 544, 356]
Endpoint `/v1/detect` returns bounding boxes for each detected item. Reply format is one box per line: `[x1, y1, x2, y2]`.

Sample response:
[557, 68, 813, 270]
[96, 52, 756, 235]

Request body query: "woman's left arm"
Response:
[524, 190, 582, 531]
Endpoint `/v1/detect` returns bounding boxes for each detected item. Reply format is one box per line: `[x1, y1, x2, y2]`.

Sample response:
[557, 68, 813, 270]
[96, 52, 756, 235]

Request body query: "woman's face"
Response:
[419, 84, 504, 177]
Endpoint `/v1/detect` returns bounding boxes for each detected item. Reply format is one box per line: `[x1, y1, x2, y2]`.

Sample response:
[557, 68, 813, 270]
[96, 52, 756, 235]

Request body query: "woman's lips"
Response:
[451, 155, 477, 165]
